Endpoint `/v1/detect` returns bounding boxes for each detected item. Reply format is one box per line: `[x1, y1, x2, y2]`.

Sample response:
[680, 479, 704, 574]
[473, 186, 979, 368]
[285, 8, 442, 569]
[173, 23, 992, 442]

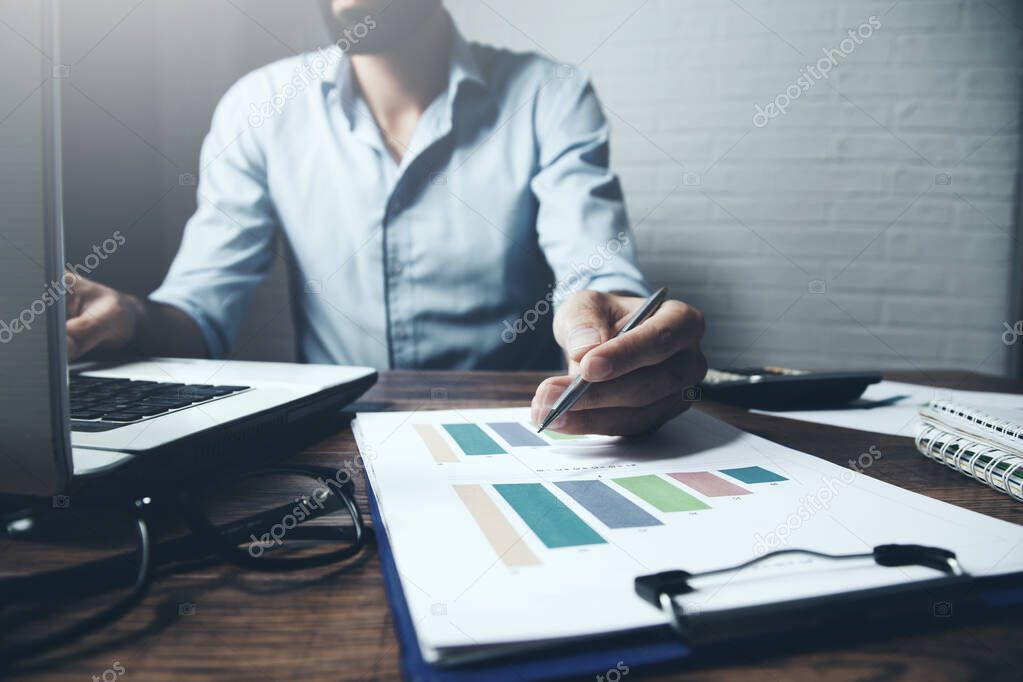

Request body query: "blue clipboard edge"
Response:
[364, 471, 1023, 681]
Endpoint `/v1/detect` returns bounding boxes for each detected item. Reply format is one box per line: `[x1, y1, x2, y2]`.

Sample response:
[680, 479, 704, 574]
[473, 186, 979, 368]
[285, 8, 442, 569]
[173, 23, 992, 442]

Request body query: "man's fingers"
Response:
[66, 295, 128, 360]
[552, 290, 617, 364]
[66, 312, 108, 360]
[534, 351, 706, 413]
[537, 294, 706, 436]
[579, 300, 704, 382]
[64, 272, 89, 318]
[542, 392, 692, 437]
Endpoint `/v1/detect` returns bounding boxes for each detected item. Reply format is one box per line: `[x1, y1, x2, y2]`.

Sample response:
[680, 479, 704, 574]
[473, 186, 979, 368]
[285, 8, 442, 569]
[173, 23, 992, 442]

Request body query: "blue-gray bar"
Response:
[488, 422, 549, 447]
[556, 480, 663, 529]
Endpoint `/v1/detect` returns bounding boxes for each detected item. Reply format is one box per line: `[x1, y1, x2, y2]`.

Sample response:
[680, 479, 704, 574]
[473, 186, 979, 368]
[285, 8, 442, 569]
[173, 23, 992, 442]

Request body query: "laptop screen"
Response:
[0, 0, 72, 496]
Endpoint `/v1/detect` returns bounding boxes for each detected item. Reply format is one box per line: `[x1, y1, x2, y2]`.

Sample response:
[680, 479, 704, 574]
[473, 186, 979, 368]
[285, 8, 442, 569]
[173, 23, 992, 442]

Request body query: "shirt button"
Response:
[390, 260, 404, 275]
[393, 324, 407, 340]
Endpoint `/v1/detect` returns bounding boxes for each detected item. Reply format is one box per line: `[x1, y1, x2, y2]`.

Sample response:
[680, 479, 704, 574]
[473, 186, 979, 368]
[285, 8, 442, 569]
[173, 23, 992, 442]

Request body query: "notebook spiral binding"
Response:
[927, 400, 1023, 441]
[915, 409, 1023, 503]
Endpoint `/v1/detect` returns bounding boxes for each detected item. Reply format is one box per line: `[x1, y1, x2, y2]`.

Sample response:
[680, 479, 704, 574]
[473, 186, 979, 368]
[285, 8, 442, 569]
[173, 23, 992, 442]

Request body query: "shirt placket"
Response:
[383, 188, 413, 369]
[382, 102, 453, 369]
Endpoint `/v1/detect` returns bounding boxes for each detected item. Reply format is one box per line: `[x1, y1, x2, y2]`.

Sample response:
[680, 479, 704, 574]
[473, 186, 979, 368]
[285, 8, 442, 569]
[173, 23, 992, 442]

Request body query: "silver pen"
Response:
[537, 287, 669, 433]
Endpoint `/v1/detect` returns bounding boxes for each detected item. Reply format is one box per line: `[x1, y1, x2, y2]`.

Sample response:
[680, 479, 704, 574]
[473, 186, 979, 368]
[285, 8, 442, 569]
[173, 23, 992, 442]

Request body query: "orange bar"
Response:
[414, 424, 459, 463]
[453, 485, 541, 567]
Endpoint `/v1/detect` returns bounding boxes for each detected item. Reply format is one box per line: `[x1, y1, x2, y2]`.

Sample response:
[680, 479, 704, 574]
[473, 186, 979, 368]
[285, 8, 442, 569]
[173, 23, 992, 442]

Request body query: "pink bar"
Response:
[670, 471, 751, 497]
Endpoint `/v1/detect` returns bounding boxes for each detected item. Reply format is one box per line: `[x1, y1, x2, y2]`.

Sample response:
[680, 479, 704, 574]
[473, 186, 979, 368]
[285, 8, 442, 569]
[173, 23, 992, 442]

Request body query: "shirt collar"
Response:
[322, 22, 486, 131]
[447, 26, 486, 95]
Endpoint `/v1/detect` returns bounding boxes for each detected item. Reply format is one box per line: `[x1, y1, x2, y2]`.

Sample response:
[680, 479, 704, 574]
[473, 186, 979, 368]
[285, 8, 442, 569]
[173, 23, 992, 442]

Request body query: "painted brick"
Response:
[446, 0, 1017, 374]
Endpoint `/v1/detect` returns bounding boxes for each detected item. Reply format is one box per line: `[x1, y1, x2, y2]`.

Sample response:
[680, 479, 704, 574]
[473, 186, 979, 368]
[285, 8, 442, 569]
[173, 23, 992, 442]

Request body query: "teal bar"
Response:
[719, 466, 787, 484]
[442, 423, 506, 455]
[494, 483, 605, 549]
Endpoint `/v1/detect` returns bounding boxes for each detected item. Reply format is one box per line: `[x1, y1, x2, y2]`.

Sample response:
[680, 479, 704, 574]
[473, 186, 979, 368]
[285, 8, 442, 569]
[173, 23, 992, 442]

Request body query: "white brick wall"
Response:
[449, 0, 1022, 374]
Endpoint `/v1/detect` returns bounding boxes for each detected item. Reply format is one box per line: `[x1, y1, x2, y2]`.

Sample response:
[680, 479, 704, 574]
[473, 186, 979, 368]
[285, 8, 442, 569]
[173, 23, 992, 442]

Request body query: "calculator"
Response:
[698, 367, 882, 410]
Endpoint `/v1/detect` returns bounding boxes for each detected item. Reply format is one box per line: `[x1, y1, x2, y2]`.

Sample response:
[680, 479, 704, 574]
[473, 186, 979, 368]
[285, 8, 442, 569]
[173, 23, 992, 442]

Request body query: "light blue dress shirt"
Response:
[150, 26, 648, 370]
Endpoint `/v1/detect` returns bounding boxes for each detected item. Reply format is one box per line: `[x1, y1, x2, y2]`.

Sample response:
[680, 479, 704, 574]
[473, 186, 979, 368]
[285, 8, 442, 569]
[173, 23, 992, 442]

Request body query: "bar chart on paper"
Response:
[400, 412, 798, 567]
[451, 465, 792, 567]
[413, 419, 600, 463]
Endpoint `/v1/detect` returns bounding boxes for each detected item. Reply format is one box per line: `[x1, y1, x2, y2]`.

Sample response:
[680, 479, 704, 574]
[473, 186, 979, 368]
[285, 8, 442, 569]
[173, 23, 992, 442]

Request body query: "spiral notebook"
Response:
[916, 400, 1023, 501]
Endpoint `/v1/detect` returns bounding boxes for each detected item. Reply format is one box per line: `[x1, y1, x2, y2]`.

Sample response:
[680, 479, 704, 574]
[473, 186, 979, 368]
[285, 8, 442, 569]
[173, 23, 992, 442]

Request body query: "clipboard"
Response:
[368, 475, 694, 680]
[366, 474, 1023, 681]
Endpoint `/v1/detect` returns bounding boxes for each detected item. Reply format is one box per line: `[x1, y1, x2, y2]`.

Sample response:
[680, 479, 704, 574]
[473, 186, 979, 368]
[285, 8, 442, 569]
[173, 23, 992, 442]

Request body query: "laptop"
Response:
[0, 0, 377, 498]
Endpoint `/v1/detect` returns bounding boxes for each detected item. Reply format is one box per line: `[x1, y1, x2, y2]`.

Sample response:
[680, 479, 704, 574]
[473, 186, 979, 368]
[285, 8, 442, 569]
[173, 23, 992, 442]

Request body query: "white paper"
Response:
[354, 407, 1023, 663]
[752, 380, 1023, 437]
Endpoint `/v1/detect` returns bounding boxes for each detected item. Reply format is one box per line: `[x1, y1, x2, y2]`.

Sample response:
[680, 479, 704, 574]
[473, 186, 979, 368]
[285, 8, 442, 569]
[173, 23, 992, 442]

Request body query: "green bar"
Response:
[442, 424, 506, 455]
[494, 483, 605, 549]
[613, 475, 711, 512]
[544, 430, 587, 440]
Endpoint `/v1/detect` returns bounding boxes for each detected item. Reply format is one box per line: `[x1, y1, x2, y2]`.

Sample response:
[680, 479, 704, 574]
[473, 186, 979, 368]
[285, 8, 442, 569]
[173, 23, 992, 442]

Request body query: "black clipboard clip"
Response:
[635, 545, 975, 646]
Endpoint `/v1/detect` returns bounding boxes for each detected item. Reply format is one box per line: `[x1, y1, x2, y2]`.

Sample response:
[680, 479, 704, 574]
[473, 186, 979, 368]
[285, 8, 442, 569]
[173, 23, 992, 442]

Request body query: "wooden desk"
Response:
[4, 370, 1023, 681]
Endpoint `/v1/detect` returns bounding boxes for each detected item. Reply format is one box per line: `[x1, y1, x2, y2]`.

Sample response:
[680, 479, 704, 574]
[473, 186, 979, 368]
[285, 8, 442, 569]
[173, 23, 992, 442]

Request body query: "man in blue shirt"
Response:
[65, 0, 706, 435]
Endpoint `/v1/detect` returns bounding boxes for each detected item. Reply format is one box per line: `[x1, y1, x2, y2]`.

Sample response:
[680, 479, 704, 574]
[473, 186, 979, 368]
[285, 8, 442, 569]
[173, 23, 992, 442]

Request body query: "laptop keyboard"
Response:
[69, 375, 250, 432]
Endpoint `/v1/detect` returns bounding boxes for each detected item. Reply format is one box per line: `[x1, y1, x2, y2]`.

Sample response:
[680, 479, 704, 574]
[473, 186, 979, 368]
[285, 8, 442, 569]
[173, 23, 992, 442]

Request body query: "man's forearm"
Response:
[129, 297, 210, 358]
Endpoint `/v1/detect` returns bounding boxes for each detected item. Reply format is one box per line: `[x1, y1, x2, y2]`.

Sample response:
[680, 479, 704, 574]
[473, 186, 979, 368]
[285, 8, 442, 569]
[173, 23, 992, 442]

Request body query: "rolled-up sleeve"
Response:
[148, 74, 278, 358]
[530, 69, 650, 303]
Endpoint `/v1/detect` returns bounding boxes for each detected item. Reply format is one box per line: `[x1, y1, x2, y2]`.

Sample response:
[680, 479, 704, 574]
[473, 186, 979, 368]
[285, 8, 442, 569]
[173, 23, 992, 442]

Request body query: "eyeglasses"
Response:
[0, 465, 369, 669]
[179, 465, 367, 571]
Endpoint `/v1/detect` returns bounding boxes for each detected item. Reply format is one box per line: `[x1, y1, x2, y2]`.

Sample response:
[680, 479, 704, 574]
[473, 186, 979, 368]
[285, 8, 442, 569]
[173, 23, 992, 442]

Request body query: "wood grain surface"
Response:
[2, 370, 1022, 681]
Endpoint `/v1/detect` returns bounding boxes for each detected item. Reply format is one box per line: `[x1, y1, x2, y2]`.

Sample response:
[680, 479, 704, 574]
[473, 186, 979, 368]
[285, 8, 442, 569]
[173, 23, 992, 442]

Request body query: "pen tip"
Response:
[536, 415, 553, 434]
